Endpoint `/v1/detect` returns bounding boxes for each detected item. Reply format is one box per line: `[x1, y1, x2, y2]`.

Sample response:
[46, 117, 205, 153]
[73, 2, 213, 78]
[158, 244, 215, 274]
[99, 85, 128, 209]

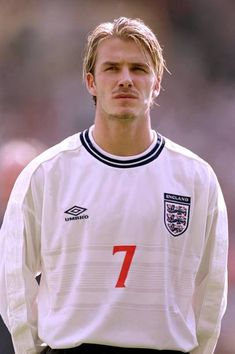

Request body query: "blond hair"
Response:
[83, 17, 166, 86]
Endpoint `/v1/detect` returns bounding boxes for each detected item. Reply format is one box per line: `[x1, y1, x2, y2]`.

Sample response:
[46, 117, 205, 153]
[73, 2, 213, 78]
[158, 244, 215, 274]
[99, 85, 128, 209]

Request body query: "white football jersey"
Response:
[0, 127, 228, 354]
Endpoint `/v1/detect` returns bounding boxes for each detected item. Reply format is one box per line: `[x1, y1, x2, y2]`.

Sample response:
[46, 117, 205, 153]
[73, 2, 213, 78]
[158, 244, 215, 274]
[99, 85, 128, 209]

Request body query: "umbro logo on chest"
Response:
[64, 205, 89, 221]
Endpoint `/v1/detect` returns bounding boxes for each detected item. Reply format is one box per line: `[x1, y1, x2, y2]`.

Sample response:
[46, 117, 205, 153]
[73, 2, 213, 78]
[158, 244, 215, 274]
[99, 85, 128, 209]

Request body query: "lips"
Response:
[113, 92, 138, 99]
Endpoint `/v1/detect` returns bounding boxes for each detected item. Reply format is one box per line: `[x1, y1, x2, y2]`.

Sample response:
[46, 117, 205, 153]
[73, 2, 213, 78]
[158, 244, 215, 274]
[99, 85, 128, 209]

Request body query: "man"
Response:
[0, 17, 228, 354]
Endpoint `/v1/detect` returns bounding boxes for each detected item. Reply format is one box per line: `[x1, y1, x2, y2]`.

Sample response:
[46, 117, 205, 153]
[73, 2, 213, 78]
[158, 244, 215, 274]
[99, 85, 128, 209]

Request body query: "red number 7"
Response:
[113, 245, 136, 288]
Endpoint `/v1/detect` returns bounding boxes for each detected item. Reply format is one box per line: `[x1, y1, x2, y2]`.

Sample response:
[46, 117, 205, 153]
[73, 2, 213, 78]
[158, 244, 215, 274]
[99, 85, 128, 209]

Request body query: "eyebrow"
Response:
[101, 61, 151, 69]
[101, 61, 119, 67]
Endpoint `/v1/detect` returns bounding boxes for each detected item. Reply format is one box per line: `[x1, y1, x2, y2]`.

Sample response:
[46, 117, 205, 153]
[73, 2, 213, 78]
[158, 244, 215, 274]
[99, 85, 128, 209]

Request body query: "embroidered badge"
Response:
[164, 193, 191, 237]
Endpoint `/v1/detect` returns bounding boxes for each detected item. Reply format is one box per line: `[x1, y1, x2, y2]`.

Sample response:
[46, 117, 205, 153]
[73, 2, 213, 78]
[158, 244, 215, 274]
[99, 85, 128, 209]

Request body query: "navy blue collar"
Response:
[80, 127, 165, 169]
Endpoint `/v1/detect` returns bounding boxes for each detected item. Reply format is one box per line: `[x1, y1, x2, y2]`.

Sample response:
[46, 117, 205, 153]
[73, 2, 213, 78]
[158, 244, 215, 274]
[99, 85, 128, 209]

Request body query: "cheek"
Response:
[138, 77, 155, 93]
[100, 82, 114, 102]
[95, 83, 112, 108]
[142, 83, 155, 99]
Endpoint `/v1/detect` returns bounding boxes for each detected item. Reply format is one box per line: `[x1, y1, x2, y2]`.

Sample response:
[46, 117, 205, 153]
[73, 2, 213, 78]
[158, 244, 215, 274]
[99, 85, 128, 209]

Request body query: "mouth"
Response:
[113, 93, 138, 99]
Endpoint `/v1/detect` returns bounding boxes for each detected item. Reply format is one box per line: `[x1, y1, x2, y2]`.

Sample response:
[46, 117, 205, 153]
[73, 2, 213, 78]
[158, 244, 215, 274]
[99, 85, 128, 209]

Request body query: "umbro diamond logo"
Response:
[65, 206, 87, 216]
[64, 205, 89, 221]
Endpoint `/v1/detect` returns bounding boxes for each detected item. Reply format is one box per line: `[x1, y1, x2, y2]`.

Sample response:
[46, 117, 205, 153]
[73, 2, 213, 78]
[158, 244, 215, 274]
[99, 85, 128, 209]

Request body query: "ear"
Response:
[86, 73, 97, 97]
[153, 78, 161, 98]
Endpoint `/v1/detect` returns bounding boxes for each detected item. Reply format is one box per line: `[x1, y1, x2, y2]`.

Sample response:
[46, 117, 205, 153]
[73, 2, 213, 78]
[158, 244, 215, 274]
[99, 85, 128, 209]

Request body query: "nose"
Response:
[118, 68, 133, 88]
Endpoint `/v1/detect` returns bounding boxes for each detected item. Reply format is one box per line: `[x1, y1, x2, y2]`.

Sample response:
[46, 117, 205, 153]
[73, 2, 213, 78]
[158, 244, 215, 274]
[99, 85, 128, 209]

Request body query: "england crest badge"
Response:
[164, 193, 191, 237]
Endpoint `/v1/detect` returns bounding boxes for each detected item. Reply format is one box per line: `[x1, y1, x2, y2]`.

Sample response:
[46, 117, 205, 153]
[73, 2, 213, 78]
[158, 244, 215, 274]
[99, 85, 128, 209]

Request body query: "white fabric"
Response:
[0, 128, 228, 354]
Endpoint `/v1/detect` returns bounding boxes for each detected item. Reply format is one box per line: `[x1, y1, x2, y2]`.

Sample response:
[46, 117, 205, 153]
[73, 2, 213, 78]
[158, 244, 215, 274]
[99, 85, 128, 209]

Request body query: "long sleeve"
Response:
[0, 135, 78, 354]
[0, 166, 44, 354]
[191, 177, 228, 354]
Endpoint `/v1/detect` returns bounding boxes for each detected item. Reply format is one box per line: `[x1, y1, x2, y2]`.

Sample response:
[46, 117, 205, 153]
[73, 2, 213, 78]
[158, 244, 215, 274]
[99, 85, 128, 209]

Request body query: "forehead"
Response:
[95, 37, 152, 66]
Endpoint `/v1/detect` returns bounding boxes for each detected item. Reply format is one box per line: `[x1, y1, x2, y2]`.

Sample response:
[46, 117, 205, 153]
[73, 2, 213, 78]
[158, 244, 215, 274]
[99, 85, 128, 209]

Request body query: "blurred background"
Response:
[0, 0, 234, 353]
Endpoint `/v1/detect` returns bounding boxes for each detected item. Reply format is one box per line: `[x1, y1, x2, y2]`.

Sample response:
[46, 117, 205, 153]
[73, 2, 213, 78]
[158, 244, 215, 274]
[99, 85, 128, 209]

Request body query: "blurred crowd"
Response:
[0, 1, 234, 353]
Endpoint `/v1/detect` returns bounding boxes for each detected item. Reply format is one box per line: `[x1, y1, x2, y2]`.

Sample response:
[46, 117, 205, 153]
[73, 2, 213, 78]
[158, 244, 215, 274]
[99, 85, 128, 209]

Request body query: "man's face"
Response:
[86, 37, 159, 121]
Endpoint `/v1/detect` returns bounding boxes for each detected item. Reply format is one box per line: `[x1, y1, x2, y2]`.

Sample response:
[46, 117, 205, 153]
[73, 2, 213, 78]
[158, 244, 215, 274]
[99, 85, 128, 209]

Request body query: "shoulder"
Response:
[32, 132, 82, 167]
[164, 137, 206, 164]
[162, 136, 226, 209]
[162, 135, 220, 189]
[9, 133, 82, 199]
[23, 132, 82, 173]
[163, 136, 213, 172]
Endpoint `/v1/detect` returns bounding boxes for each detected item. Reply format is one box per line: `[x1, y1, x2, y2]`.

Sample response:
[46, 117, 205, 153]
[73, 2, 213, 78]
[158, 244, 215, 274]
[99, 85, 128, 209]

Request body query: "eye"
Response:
[135, 67, 144, 71]
[132, 66, 148, 73]
[105, 66, 119, 72]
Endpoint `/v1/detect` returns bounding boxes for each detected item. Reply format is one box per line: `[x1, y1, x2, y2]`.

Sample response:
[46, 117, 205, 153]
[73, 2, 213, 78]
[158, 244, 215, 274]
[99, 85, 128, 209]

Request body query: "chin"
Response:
[110, 112, 136, 121]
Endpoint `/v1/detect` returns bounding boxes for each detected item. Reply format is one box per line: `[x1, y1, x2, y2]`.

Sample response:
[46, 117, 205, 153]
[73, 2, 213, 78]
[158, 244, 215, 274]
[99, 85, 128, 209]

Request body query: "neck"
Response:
[92, 116, 153, 156]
